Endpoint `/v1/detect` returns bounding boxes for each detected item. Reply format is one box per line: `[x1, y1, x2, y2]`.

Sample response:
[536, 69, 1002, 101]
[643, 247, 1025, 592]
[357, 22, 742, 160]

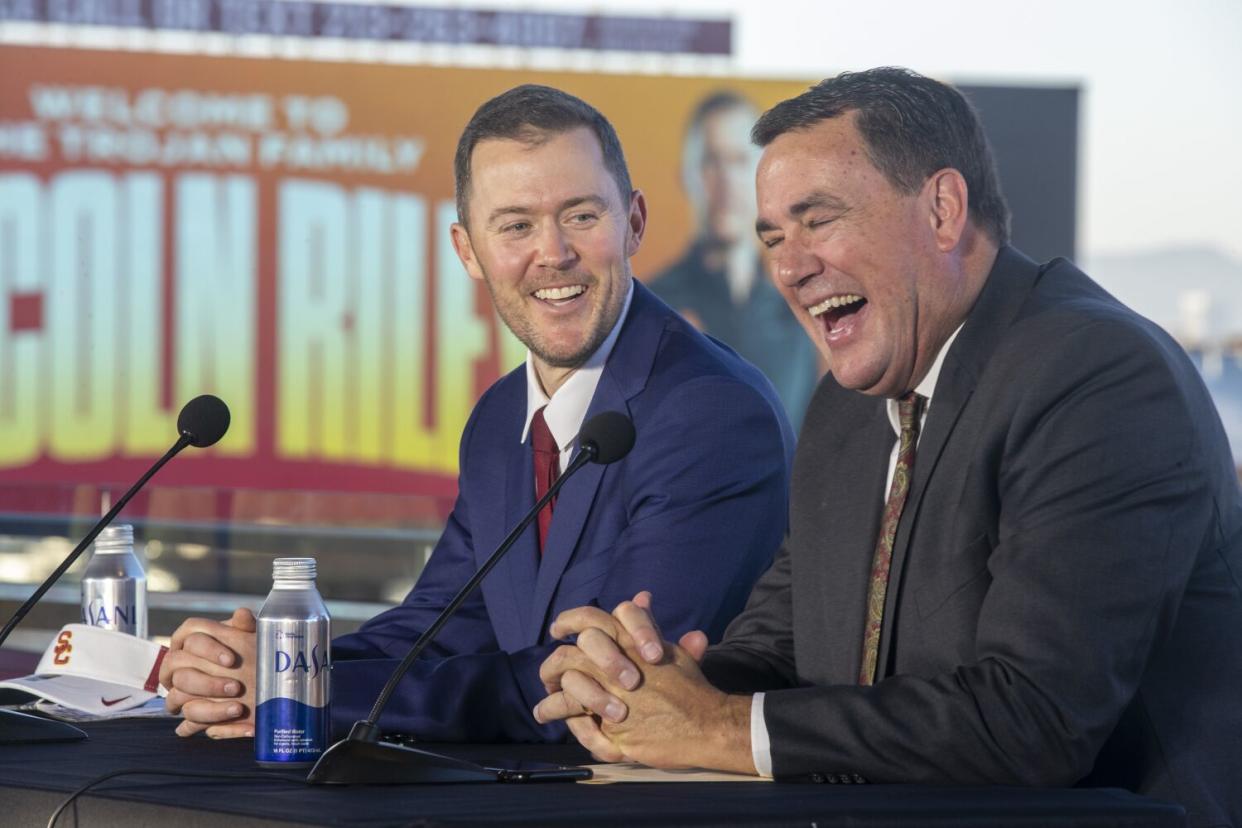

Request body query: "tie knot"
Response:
[531, 406, 559, 455]
[897, 392, 925, 433]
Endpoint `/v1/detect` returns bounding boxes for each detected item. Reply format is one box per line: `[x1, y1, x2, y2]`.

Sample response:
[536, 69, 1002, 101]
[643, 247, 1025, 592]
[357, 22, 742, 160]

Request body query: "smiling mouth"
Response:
[533, 285, 587, 305]
[808, 293, 867, 332]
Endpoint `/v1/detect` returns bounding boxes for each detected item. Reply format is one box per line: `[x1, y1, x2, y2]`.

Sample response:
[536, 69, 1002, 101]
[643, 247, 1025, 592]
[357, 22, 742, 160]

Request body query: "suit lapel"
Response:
[490, 400, 539, 651]
[524, 282, 665, 643]
[806, 391, 894, 685]
[877, 247, 1043, 677]
[525, 432, 610, 643]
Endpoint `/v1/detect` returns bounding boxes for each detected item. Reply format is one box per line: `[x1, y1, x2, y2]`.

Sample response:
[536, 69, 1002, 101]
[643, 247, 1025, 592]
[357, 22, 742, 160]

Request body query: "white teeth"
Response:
[808, 294, 864, 317]
[534, 285, 586, 301]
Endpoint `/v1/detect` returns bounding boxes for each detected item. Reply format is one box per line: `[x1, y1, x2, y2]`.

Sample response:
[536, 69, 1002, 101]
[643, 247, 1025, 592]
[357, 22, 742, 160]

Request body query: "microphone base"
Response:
[0, 708, 89, 744]
[306, 734, 501, 785]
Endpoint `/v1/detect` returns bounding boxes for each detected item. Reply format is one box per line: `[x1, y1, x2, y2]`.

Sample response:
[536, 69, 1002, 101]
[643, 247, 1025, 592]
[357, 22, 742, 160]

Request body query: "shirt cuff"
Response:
[750, 692, 773, 778]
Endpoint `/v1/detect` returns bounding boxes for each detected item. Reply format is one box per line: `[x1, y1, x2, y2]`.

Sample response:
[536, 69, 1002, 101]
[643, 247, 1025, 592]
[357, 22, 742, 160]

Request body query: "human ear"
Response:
[625, 189, 648, 257]
[925, 168, 969, 252]
[450, 222, 485, 282]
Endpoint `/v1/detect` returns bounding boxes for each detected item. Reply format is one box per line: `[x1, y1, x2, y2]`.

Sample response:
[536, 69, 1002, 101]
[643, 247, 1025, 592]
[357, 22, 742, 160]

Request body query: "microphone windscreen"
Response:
[579, 411, 635, 465]
[177, 395, 231, 448]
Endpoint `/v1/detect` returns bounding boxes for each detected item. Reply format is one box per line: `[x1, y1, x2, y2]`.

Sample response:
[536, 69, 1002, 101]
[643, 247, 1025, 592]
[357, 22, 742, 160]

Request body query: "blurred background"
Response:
[1, 0, 1239, 647]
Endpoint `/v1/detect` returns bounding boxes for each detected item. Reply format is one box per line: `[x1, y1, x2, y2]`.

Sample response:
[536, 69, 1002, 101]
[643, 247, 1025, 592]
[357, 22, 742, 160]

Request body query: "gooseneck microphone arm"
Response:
[0, 393, 230, 651]
[308, 410, 635, 784]
[0, 394, 230, 746]
[0, 435, 189, 649]
[359, 445, 596, 733]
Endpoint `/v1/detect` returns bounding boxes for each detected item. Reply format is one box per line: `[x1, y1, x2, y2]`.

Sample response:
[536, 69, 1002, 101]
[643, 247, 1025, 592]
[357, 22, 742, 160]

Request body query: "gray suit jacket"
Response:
[702, 247, 1242, 827]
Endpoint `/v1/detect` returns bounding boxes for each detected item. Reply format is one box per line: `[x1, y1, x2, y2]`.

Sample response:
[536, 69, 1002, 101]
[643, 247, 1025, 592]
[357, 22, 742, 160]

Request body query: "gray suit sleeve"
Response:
[701, 538, 800, 693]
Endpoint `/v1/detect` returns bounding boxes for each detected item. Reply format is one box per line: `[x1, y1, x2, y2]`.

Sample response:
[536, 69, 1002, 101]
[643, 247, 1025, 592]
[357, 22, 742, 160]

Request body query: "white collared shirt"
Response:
[750, 323, 964, 778]
[520, 280, 634, 470]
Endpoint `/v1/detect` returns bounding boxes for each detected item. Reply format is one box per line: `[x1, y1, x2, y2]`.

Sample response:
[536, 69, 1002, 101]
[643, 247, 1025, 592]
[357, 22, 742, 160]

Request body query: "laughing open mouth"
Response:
[808, 293, 867, 332]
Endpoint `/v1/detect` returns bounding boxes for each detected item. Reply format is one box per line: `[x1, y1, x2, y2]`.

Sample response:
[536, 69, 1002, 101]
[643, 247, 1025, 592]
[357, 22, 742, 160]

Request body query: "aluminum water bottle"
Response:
[256, 557, 331, 767]
[80, 524, 148, 639]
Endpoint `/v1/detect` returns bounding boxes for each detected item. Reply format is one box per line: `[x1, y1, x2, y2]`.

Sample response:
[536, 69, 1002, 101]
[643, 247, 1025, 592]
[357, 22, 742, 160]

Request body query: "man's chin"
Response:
[829, 359, 893, 397]
[532, 344, 598, 370]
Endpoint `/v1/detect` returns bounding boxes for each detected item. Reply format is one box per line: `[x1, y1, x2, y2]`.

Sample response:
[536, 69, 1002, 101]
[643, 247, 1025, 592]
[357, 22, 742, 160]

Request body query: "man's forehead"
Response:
[759, 119, 877, 192]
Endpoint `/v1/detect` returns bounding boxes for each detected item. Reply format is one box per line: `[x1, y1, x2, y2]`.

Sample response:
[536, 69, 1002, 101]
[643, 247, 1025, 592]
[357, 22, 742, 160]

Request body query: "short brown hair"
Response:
[753, 67, 1011, 245]
[454, 85, 633, 227]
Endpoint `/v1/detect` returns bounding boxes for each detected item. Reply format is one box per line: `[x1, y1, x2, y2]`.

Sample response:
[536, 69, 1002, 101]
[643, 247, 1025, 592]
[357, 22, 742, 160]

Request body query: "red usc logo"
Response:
[52, 630, 73, 666]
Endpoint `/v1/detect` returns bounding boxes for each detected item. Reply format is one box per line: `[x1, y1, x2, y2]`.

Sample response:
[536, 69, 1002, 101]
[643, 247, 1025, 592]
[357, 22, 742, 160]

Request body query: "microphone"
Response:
[308, 410, 636, 785]
[177, 394, 231, 448]
[0, 395, 231, 745]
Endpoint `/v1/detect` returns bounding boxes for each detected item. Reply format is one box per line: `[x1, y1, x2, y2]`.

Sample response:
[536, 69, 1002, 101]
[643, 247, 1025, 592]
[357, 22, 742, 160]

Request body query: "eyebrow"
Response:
[755, 192, 849, 237]
[790, 192, 848, 217]
[487, 195, 609, 226]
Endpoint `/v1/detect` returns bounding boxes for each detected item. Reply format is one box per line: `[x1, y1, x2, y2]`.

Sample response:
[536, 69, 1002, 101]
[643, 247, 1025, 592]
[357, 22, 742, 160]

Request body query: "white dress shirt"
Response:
[521, 280, 634, 471]
[750, 324, 963, 777]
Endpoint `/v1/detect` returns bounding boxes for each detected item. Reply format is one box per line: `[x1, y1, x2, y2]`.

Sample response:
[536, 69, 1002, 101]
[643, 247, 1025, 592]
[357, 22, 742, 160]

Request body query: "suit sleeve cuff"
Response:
[750, 692, 773, 778]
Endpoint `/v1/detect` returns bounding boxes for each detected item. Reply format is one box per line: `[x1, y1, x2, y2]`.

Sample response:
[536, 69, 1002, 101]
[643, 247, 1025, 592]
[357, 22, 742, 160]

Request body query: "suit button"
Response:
[809, 772, 826, 783]
[852, 773, 868, 784]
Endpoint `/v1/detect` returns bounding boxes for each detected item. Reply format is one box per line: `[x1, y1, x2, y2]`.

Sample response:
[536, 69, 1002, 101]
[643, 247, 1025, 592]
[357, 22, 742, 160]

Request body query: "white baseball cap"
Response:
[0, 624, 169, 714]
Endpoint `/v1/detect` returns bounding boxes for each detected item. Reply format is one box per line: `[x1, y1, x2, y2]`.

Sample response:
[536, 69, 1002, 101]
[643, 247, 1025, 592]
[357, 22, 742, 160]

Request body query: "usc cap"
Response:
[0, 624, 168, 714]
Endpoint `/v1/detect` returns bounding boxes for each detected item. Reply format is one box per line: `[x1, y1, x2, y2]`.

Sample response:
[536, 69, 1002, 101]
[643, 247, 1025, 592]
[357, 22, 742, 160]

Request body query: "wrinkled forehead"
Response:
[756, 118, 880, 205]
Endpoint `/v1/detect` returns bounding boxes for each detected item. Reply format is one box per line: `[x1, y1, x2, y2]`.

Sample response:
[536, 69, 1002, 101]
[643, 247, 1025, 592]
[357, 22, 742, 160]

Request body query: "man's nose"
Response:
[770, 239, 822, 289]
[537, 224, 578, 270]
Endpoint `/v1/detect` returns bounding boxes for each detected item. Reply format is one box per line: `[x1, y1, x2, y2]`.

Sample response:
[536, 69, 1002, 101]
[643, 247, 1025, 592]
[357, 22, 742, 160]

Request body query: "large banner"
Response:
[0, 46, 1078, 513]
[0, 46, 815, 505]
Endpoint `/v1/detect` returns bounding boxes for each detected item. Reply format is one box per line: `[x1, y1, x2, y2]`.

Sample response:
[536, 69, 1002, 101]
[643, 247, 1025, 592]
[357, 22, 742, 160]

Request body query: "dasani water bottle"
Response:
[255, 557, 331, 766]
[80, 523, 148, 639]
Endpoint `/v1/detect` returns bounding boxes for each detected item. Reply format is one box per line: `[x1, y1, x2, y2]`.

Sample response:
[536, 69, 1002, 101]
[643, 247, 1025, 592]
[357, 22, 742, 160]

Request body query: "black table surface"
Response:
[0, 717, 1186, 827]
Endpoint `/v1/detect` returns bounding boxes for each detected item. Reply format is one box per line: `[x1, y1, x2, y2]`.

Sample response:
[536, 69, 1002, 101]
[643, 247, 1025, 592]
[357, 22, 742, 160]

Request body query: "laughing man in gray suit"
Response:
[533, 68, 1242, 827]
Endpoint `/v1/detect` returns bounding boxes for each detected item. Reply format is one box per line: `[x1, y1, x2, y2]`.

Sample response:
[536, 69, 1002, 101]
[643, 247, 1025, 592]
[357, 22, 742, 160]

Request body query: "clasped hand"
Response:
[158, 607, 257, 739]
[534, 591, 754, 773]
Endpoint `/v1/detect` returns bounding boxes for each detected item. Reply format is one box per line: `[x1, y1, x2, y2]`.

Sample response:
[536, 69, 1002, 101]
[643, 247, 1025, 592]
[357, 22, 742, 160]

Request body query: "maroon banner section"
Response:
[0, 1, 733, 55]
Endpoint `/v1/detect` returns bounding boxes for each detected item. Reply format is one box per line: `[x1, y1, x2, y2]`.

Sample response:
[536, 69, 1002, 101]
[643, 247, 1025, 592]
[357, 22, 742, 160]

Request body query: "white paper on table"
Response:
[580, 763, 771, 784]
[23, 697, 174, 722]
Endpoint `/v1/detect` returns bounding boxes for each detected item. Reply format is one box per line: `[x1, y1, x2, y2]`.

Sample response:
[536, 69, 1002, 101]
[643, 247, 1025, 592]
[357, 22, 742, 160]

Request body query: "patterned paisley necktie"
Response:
[859, 391, 925, 685]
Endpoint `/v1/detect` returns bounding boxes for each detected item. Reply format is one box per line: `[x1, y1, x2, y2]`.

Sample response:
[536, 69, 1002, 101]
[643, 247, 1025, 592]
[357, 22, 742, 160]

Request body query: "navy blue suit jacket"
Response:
[331, 282, 795, 742]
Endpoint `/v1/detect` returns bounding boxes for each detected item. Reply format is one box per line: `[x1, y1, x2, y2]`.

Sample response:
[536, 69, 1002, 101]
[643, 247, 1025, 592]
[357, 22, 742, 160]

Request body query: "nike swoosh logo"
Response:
[100, 696, 132, 707]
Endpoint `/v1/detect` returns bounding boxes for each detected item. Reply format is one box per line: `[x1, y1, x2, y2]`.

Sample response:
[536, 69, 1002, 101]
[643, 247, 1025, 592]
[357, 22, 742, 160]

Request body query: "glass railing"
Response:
[0, 483, 452, 644]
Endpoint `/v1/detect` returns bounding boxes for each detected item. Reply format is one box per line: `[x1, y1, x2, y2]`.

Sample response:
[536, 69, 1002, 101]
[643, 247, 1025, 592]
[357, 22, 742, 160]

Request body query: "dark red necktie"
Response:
[531, 406, 560, 554]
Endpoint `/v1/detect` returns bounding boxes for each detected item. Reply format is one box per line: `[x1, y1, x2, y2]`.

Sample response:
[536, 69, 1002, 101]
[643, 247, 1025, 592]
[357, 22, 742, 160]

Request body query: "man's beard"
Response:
[484, 276, 622, 370]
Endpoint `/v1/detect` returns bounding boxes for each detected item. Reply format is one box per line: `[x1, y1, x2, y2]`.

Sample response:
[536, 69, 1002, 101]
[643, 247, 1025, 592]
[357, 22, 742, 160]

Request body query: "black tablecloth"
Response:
[0, 717, 1185, 827]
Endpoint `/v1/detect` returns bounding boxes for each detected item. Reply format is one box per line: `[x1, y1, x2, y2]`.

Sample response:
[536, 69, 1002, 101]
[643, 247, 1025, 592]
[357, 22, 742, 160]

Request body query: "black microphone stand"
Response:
[307, 446, 599, 784]
[0, 435, 193, 744]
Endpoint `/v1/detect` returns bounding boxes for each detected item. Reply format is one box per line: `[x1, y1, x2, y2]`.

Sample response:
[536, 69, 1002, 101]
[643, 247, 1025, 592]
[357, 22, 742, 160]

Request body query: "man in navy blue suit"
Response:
[159, 85, 795, 743]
